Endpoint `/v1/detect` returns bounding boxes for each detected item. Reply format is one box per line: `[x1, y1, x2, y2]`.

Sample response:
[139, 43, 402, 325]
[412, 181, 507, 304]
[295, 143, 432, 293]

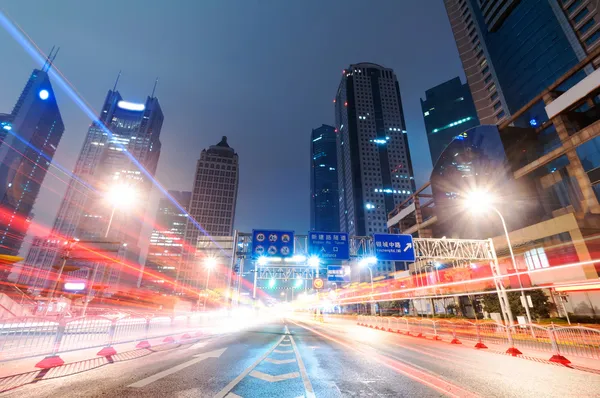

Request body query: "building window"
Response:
[479, 59, 488, 69]
[481, 66, 490, 76]
[585, 29, 600, 46]
[493, 101, 502, 110]
[566, 0, 583, 15]
[487, 83, 496, 92]
[496, 110, 505, 121]
[524, 247, 550, 270]
[490, 91, 499, 101]
[484, 74, 493, 84]
[579, 18, 595, 35]
[573, 7, 589, 24]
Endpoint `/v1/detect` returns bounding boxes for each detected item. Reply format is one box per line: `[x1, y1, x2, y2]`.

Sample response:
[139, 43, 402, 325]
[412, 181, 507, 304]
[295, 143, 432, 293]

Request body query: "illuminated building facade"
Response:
[310, 124, 339, 233]
[421, 77, 479, 164]
[143, 190, 191, 294]
[0, 69, 64, 257]
[335, 63, 416, 275]
[22, 85, 163, 292]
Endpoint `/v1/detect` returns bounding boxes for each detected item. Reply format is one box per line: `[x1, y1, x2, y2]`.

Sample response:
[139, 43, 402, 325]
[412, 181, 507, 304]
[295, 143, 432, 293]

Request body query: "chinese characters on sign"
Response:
[327, 265, 350, 283]
[252, 230, 294, 258]
[308, 232, 350, 260]
[373, 234, 415, 262]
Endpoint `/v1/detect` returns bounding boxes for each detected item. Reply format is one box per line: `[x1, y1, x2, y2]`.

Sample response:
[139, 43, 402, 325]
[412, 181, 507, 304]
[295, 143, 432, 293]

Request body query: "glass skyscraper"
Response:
[21, 86, 163, 293]
[310, 124, 339, 233]
[444, 0, 600, 126]
[0, 69, 64, 257]
[335, 63, 416, 274]
[421, 77, 479, 164]
[143, 190, 191, 294]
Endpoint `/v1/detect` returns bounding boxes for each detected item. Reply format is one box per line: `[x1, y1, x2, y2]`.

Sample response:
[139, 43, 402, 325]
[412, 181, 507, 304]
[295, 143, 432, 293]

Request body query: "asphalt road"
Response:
[2, 315, 600, 397]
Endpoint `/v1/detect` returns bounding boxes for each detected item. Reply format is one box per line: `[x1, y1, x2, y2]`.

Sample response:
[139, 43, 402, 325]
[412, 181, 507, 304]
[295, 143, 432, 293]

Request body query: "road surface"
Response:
[2, 315, 599, 397]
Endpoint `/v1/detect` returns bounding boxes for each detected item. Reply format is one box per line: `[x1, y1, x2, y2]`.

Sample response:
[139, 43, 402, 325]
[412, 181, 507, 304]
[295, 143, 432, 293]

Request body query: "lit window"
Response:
[424, 111, 430, 116]
[524, 248, 550, 270]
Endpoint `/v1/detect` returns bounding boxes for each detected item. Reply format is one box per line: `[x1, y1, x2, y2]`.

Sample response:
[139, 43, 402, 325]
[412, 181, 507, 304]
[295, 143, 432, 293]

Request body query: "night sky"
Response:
[0, 1, 464, 258]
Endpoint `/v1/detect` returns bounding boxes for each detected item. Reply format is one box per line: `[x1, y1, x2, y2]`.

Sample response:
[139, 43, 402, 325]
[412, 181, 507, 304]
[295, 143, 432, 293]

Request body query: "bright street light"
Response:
[308, 255, 320, 268]
[104, 183, 137, 238]
[257, 256, 268, 266]
[291, 254, 306, 262]
[464, 190, 531, 325]
[205, 257, 217, 269]
[359, 256, 377, 268]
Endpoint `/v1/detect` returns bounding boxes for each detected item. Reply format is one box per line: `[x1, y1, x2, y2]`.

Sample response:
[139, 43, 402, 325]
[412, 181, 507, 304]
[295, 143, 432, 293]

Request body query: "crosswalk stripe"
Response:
[250, 370, 300, 382]
[264, 358, 296, 365]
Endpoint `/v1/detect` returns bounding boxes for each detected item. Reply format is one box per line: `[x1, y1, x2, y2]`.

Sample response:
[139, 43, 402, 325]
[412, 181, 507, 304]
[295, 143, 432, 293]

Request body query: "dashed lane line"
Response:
[249, 370, 300, 382]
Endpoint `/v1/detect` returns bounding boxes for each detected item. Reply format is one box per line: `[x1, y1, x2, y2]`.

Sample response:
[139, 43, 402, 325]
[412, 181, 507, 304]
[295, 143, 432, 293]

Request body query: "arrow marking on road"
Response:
[273, 349, 293, 354]
[187, 341, 209, 350]
[264, 358, 296, 365]
[250, 370, 300, 382]
[127, 348, 227, 388]
[284, 325, 290, 334]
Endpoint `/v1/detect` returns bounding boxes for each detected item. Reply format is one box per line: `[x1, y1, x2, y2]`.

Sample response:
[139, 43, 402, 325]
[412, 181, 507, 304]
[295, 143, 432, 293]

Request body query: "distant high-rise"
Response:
[0, 68, 64, 257]
[21, 84, 163, 292]
[178, 136, 239, 291]
[421, 77, 479, 164]
[444, 0, 599, 126]
[310, 124, 339, 232]
[142, 191, 191, 294]
[335, 63, 416, 273]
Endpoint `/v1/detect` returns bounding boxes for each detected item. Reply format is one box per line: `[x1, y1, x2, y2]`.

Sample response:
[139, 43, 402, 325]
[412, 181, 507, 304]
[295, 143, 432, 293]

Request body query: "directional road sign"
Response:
[252, 230, 294, 258]
[373, 233, 415, 262]
[308, 232, 349, 260]
[327, 265, 350, 283]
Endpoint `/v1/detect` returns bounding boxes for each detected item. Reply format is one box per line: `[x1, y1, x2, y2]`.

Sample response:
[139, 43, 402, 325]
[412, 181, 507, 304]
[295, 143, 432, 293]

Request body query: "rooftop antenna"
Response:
[151, 77, 158, 98]
[112, 70, 122, 91]
[42, 45, 55, 72]
[47, 47, 60, 72]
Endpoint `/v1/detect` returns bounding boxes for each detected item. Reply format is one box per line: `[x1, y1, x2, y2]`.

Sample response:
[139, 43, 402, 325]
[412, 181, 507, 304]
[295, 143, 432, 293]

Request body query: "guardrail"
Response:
[356, 315, 600, 364]
[0, 311, 232, 368]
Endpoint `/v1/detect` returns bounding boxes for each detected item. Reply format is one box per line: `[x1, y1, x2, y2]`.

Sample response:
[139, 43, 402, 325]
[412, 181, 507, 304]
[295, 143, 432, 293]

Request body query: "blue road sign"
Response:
[327, 265, 350, 283]
[252, 230, 294, 258]
[373, 234, 415, 262]
[308, 232, 350, 260]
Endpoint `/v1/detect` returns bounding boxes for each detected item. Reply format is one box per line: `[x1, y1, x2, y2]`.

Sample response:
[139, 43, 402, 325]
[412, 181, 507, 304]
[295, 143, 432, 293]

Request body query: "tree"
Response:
[481, 288, 550, 320]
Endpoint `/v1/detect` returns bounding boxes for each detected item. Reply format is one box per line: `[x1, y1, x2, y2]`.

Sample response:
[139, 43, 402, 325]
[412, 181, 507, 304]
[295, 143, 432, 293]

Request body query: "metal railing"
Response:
[356, 315, 600, 361]
[0, 312, 230, 362]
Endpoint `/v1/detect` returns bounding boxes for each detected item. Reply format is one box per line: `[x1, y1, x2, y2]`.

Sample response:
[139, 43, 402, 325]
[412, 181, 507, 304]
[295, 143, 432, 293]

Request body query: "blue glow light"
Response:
[529, 118, 538, 127]
[2, 125, 11, 131]
[117, 100, 145, 111]
[38, 89, 49, 100]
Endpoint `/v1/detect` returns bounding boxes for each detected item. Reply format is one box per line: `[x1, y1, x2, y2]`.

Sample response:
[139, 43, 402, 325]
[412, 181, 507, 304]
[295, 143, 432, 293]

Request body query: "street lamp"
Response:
[358, 256, 377, 294]
[105, 183, 137, 238]
[203, 257, 217, 310]
[465, 190, 532, 324]
[308, 255, 320, 277]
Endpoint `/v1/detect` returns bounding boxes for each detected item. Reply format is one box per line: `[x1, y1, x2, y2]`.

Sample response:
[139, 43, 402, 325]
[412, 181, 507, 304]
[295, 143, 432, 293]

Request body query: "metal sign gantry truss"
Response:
[257, 267, 317, 281]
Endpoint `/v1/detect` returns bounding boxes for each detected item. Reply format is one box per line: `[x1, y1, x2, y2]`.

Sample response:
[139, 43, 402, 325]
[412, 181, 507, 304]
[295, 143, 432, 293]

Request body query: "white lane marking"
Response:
[249, 370, 300, 382]
[278, 343, 291, 347]
[188, 341, 209, 350]
[225, 393, 243, 398]
[128, 348, 227, 388]
[264, 358, 296, 365]
[285, 325, 290, 334]
[290, 335, 315, 398]
[273, 349, 294, 354]
[213, 335, 286, 398]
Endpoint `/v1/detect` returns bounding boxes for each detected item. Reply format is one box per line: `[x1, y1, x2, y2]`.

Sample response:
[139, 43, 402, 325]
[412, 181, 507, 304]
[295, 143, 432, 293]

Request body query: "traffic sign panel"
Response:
[252, 230, 294, 258]
[308, 232, 349, 260]
[373, 234, 415, 262]
[327, 265, 350, 283]
[313, 278, 324, 289]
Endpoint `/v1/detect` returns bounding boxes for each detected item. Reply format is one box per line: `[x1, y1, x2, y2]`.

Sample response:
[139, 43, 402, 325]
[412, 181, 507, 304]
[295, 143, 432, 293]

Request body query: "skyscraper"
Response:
[178, 136, 239, 291]
[0, 68, 64, 257]
[335, 63, 416, 273]
[310, 124, 339, 232]
[421, 77, 479, 164]
[21, 84, 163, 292]
[444, 0, 599, 126]
[142, 190, 191, 294]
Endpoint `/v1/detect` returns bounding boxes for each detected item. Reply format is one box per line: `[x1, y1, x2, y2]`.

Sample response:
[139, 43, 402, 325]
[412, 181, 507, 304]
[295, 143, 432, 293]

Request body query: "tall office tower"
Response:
[0, 68, 64, 257]
[143, 190, 191, 294]
[178, 136, 239, 291]
[421, 77, 479, 164]
[21, 84, 163, 292]
[444, 0, 600, 126]
[335, 63, 416, 273]
[310, 124, 339, 232]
